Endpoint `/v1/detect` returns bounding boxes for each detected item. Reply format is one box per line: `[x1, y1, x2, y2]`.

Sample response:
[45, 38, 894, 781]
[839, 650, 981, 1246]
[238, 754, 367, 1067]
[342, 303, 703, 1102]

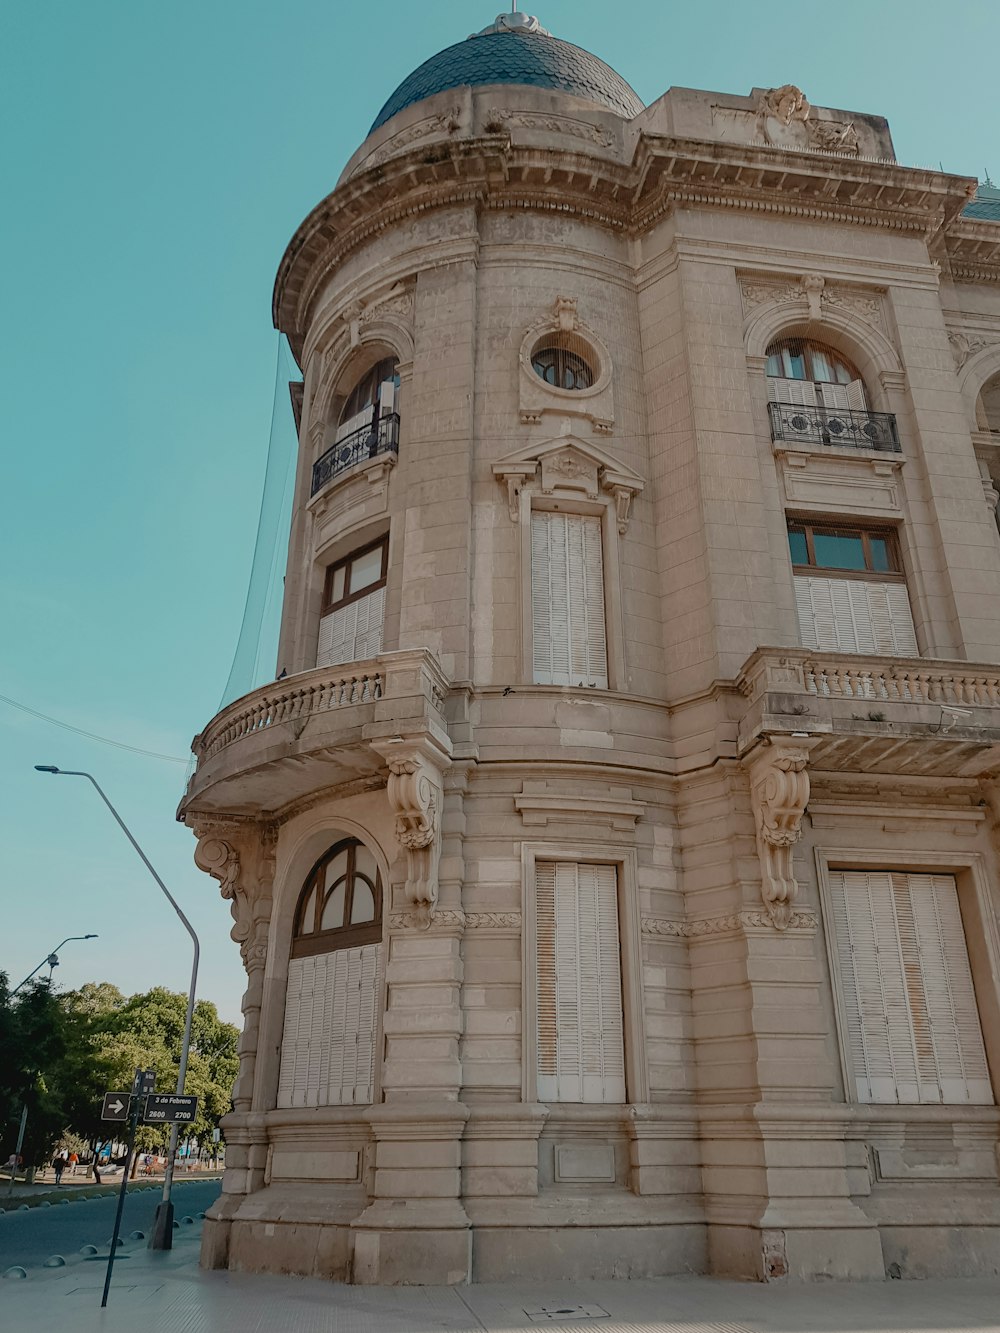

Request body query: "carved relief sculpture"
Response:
[743, 738, 815, 929]
[807, 118, 860, 156]
[755, 84, 810, 144]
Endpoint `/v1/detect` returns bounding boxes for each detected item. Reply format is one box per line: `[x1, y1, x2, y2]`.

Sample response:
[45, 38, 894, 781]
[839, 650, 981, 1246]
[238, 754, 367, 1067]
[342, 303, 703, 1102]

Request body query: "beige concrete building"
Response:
[181, 10, 1000, 1285]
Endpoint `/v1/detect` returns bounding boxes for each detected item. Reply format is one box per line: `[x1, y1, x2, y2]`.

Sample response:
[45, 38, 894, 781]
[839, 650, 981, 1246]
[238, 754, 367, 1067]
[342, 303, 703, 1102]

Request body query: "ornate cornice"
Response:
[274, 136, 981, 355]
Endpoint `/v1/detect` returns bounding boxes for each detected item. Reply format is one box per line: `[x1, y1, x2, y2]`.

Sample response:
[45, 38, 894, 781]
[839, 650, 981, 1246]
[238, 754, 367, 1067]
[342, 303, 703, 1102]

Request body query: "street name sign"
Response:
[101, 1092, 130, 1122]
[132, 1068, 156, 1095]
[143, 1094, 198, 1124]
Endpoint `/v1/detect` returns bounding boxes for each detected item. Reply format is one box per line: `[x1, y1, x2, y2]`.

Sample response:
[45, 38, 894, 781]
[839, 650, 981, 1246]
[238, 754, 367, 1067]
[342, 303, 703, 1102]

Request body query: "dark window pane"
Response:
[813, 531, 866, 570]
[532, 347, 594, 391]
[870, 536, 891, 572]
[787, 528, 809, 565]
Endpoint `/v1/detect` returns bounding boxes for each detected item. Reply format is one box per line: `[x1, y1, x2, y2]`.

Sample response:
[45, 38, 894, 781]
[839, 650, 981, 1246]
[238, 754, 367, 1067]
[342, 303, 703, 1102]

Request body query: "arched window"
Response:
[338, 356, 400, 439]
[292, 839, 383, 957]
[766, 337, 868, 412]
[312, 356, 401, 496]
[277, 838, 384, 1109]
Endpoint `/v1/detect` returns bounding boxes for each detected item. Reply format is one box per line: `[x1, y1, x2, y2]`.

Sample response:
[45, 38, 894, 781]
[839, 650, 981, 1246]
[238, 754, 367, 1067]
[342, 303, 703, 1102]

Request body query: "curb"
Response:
[0, 1175, 223, 1211]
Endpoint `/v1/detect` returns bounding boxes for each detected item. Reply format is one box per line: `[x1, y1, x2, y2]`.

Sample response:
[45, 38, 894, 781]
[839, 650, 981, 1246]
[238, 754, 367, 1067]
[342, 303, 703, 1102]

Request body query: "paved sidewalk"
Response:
[4, 1233, 1000, 1333]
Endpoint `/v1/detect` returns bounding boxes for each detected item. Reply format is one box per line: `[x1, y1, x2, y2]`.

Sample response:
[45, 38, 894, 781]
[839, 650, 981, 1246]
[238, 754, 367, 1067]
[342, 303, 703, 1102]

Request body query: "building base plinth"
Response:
[708, 1222, 885, 1282]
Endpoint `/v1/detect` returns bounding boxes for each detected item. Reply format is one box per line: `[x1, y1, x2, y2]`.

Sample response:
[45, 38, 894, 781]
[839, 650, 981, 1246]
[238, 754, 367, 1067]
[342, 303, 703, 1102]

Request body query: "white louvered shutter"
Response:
[827, 871, 992, 1105]
[818, 380, 868, 413]
[277, 943, 381, 1108]
[767, 376, 819, 407]
[535, 862, 625, 1104]
[531, 512, 608, 688]
[335, 403, 373, 443]
[794, 576, 917, 656]
[378, 378, 397, 418]
[317, 587, 385, 668]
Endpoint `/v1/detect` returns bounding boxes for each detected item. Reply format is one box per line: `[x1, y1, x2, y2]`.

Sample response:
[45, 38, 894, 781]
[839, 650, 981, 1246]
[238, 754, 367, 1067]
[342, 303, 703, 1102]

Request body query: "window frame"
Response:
[787, 519, 904, 584]
[520, 842, 647, 1105]
[518, 493, 625, 691]
[815, 848, 1000, 1108]
[291, 837, 383, 959]
[321, 536, 389, 618]
[531, 345, 595, 392]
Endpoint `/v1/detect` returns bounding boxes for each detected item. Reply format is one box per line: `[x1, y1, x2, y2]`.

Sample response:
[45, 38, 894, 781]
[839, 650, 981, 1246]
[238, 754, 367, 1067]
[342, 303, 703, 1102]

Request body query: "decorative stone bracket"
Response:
[492, 435, 645, 533]
[193, 823, 276, 1112]
[194, 825, 276, 971]
[743, 737, 816, 929]
[372, 732, 452, 926]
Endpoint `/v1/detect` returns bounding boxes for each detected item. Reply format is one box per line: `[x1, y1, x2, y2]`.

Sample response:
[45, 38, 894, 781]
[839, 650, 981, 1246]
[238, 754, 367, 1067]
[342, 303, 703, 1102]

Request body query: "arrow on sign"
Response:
[101, 1092, 131, 1122]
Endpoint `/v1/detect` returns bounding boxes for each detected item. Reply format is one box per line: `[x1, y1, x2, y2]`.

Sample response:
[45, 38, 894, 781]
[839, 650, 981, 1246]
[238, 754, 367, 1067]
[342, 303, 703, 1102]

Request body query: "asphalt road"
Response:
[0, 1179, 221, 1270]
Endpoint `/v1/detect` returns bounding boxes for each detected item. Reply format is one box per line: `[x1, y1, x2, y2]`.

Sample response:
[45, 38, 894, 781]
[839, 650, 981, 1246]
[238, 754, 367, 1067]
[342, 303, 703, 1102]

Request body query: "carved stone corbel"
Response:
[194, 824, 276, 1111]
[372, 734, 452, 926]
[345, 300, 365, 348]
[611, 485, 634, 535]
[743, 738, 815, 929]
[554, 295, 578, 332]
[801, 274, 825, 322]
[195, 834, 245, 944]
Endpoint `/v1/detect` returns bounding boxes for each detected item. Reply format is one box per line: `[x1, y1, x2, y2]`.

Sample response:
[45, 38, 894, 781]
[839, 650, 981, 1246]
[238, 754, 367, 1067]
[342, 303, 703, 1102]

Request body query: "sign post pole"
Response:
[100, 1068, 148, 1309]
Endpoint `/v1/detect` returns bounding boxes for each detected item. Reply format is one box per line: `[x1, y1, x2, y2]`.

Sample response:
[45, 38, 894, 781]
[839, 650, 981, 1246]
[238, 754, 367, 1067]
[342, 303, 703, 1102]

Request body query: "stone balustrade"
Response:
[738, 649, 1000, 708]
[196, 667, 384, 764]
[182, 649, 451, 814]
[736, 648, 1000, 777]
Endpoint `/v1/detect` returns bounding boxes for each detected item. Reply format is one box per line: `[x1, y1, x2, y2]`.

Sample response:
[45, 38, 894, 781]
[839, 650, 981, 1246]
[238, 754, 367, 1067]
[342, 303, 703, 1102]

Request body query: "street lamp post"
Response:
[11, 935, 98, 995]
[34, 766, 200, 1251]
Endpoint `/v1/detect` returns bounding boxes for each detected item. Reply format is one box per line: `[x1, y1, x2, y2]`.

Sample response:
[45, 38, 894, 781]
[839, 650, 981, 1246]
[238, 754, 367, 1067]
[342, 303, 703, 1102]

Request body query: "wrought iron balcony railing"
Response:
[768, 401, 900, 453]
[311, 413, 400, 496]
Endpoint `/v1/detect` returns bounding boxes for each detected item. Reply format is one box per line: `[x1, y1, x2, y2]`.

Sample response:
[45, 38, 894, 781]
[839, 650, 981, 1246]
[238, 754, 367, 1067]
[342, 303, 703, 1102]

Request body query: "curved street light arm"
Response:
[34, 766, 199, 1246]
[11, 935, 98, 995]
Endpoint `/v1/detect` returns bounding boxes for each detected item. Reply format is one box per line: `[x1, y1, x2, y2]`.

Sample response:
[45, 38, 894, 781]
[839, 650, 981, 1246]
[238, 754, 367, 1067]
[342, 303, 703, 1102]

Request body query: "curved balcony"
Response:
[311, 413, 400, 497]
[737, 648, 1000, 777]
[180, 648, 449, 818]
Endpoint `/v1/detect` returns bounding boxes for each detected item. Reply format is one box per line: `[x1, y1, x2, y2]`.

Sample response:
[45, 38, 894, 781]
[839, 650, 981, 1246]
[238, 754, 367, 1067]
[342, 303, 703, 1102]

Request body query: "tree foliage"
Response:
[0, 974, 239, 1165]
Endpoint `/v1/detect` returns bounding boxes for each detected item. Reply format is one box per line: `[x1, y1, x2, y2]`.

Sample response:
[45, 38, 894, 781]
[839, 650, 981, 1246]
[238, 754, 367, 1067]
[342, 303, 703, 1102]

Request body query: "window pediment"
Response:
[492, 436, 644, 533]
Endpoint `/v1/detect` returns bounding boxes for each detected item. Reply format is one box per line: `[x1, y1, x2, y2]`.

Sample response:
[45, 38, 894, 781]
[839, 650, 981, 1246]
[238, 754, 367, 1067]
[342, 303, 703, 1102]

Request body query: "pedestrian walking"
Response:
[92, 1157, 102, 1185]
[52, 1150, 67, 1186]
[68, 1150, 79, 1175]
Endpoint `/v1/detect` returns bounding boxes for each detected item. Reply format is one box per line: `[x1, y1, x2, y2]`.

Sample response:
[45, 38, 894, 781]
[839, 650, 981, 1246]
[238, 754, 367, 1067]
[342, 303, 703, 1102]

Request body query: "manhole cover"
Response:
[524, 1305, 609, 1324]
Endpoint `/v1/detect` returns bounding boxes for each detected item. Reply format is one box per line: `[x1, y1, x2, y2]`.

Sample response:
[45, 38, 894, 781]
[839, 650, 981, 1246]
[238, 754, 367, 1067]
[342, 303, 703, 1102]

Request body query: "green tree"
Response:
[62, 985, 240, 1151]
[0, 973, 87, 1167]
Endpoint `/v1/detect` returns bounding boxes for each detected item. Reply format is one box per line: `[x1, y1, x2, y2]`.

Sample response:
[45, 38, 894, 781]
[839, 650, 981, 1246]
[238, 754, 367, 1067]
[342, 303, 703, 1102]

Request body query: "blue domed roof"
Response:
[370, 18, 643, 133]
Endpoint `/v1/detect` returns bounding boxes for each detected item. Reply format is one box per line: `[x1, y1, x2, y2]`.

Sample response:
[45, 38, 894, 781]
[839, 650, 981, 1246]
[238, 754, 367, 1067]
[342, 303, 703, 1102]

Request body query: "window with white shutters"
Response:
[827, 870, 993, 1105]
[277, 838, 383, 1108]
[318, 538, 388, 668]
[788, 521, 917, 656]
[535, 861, 626, 1103]
[531, 511, 608, 688]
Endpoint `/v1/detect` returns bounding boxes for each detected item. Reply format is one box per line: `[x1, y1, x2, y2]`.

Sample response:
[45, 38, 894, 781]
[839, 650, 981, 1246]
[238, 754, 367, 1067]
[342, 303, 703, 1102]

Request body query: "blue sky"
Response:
[2, 0, 997, 1023]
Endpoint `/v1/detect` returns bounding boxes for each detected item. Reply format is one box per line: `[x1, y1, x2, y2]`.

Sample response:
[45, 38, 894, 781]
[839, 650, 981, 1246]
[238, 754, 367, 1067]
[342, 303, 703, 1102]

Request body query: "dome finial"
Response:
[472, 10, 551, 37]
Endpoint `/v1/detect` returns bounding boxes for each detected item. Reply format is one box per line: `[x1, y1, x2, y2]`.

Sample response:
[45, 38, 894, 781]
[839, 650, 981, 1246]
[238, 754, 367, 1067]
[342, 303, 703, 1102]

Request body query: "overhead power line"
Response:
[0, 691, 189, 765]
